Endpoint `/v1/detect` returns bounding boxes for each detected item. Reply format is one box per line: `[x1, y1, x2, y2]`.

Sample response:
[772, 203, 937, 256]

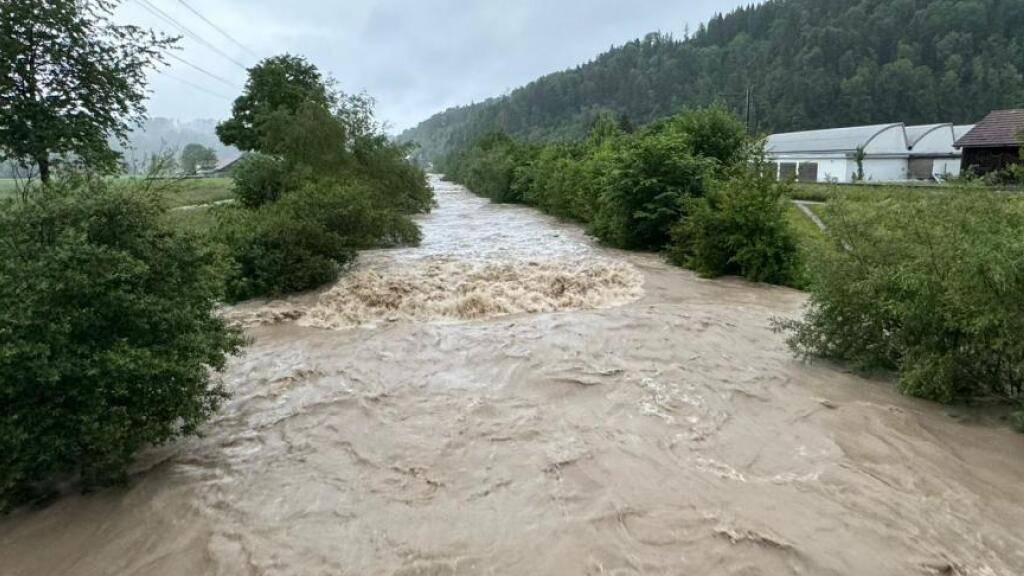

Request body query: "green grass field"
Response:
[0, 179, 21, 197]
[789, 180, 1024, 202]
[0, 177, 235, 209]
[162, 204, 224, 233]
[157, 178, 235, 209]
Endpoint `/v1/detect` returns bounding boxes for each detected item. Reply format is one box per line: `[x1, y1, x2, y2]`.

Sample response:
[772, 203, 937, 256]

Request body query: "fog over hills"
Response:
[115, 118, 241, 173]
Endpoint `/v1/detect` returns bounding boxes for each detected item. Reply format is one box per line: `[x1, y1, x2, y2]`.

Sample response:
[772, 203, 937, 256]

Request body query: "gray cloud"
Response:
[117, 0, 751, 132]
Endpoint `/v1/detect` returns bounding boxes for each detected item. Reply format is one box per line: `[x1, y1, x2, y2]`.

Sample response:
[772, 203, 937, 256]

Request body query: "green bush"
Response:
[516, 121, 620, 223]
[444, 108, 749, 252]
[1012, 408, 1024, 433]
[221, 86, 430, 302]
[671, 164, 799, 285]
[442, 131, 526, 203]
[352, 135, 435, 214]
[590, 127, 713, 250]
[219, 207, 352, 302]
[777, 190, 1024, 406]
[219, 181, 421, 301]
[232, 153, 291, 208]
[277, 180, 422, 248]
[664, 106, 749, 171]
[0, 180, 243, 511]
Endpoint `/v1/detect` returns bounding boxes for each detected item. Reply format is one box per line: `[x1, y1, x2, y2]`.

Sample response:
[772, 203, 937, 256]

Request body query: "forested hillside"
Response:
[400, 0, 1024, 162]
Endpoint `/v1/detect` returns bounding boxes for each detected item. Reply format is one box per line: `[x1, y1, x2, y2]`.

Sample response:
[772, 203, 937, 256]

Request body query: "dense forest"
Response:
[400, 0, 1024, 163]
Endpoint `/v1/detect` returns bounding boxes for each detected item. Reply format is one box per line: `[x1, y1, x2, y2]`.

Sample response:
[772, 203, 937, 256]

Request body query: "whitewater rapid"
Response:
[2, 176, 1023, 575]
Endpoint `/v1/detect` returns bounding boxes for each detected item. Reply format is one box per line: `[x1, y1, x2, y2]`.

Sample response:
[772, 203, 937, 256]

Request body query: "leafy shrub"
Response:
[590, 127, 713, 250]
[232, 153, 291, 208]
[777, 190, 1024, 406]
[219, 207, 353, 302]
[441, 132, 526, 203]
[1012, 409, 1024, 433]
[444, 107, 749, 252]
[663, 106, 749, 171]
[516, 121, 620, 223]
[277, 180, 422, 248]
[0, 180, 243, 511]
[671, 163, 799, 285]
[352, 135, 435, 214]
[219, 181, 421, 301]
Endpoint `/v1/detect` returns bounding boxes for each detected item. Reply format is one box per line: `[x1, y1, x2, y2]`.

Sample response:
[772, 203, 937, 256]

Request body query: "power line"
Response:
[133, 0, 249, 71]
[155, 69, 234, 101]
[165, 52, 238, 90]
[173, 0, 258, 58]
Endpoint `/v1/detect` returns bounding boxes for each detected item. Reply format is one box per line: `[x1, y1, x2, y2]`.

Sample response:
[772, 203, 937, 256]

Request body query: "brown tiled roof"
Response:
[954, 109, 1024, 148]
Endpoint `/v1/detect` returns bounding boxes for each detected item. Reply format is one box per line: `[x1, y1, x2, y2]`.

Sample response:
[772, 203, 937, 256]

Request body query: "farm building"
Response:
[954, 109, 1024, 175]
[906, 123, 974, 180]
[766, 122, 973, 183]
[199, 153, 246, 177]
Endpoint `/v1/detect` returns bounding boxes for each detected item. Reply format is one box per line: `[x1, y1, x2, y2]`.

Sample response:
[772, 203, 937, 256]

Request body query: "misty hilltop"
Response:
[114, 117, 240, 173]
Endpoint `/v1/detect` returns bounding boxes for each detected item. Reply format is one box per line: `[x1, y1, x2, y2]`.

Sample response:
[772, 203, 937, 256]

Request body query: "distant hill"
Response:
[114, 118, 240, 174]
[400, 0, 1024, 163]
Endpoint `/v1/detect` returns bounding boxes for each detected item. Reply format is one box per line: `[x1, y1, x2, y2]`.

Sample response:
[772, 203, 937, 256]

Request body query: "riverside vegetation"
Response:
[0, 0, 429, 511]
[439, 108, 1024, 429]
[440, 108, 802, 286]
[209, 55, 432, 302]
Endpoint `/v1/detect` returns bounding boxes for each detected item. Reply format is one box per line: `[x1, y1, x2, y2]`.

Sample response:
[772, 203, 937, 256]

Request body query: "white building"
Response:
[766, 122, 975, 183]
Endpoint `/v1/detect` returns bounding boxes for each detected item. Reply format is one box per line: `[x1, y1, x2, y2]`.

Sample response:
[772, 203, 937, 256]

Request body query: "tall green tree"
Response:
[0, 0, 175, 182]
[180, 143, 218, 175]
[216, 54, 333, 152]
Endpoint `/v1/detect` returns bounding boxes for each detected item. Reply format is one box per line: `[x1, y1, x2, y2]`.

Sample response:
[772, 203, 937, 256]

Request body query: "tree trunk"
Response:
[37, 156, 50, 184]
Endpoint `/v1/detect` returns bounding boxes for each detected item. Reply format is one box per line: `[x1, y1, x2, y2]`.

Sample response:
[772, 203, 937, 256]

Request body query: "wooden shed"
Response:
[954, 109, 1024, 175]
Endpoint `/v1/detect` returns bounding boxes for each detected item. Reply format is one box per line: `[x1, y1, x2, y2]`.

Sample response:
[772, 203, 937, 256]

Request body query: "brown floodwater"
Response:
[2, 176, 1023, 575]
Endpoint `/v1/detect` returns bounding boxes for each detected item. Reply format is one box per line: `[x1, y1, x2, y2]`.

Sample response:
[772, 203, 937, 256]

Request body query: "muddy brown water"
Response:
[2, 176, 1023, 575]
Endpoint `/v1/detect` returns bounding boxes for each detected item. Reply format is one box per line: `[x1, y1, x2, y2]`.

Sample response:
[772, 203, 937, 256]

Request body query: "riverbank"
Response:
[2, 176, 1022, 575]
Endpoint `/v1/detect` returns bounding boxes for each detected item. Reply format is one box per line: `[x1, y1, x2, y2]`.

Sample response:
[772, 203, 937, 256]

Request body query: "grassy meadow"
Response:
[0, 177, 235, 209]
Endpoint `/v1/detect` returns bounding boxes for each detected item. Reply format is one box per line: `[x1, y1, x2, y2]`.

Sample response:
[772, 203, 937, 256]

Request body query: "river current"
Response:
[2, 176, 1023, 575]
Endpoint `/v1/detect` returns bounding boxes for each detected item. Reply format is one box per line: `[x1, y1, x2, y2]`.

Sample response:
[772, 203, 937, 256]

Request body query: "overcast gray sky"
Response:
[116, 0, 750, 132]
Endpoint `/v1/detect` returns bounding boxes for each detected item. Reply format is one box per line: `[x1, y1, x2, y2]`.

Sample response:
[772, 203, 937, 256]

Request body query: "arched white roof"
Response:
[953, 125, 976, 142]
[905, 123, 964, 155]
[905, 124, 952, 149]
[766, 123, 906, 155]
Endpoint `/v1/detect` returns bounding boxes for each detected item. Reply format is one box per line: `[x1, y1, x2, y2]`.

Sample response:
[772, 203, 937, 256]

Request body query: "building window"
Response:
[779, 163, 797, 180]
[798, 162, 818, 182]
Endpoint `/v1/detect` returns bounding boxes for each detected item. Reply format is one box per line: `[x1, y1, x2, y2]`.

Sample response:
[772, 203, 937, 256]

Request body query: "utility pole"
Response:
[745, 86, 754, 135]
[716, 85, 756, 134]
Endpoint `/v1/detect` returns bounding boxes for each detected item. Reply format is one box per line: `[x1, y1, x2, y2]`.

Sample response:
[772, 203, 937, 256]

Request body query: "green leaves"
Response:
[215, 54, 333, 153]
[0, 180, 243, 511]
[0, 0, 176, 180]
[781, 189, 1024, 409]
[445, 107, 749, 253]
[180, 143, 217, 175]
[211, 53, 432, 303]
[671, 163, 799, 285]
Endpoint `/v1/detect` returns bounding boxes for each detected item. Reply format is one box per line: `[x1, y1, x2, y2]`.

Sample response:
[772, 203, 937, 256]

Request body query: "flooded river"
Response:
[2, 176, 1023, 575]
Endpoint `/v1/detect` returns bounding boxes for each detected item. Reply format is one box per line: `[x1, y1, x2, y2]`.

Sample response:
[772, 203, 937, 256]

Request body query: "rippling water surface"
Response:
[2, 176, 1024, 576]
